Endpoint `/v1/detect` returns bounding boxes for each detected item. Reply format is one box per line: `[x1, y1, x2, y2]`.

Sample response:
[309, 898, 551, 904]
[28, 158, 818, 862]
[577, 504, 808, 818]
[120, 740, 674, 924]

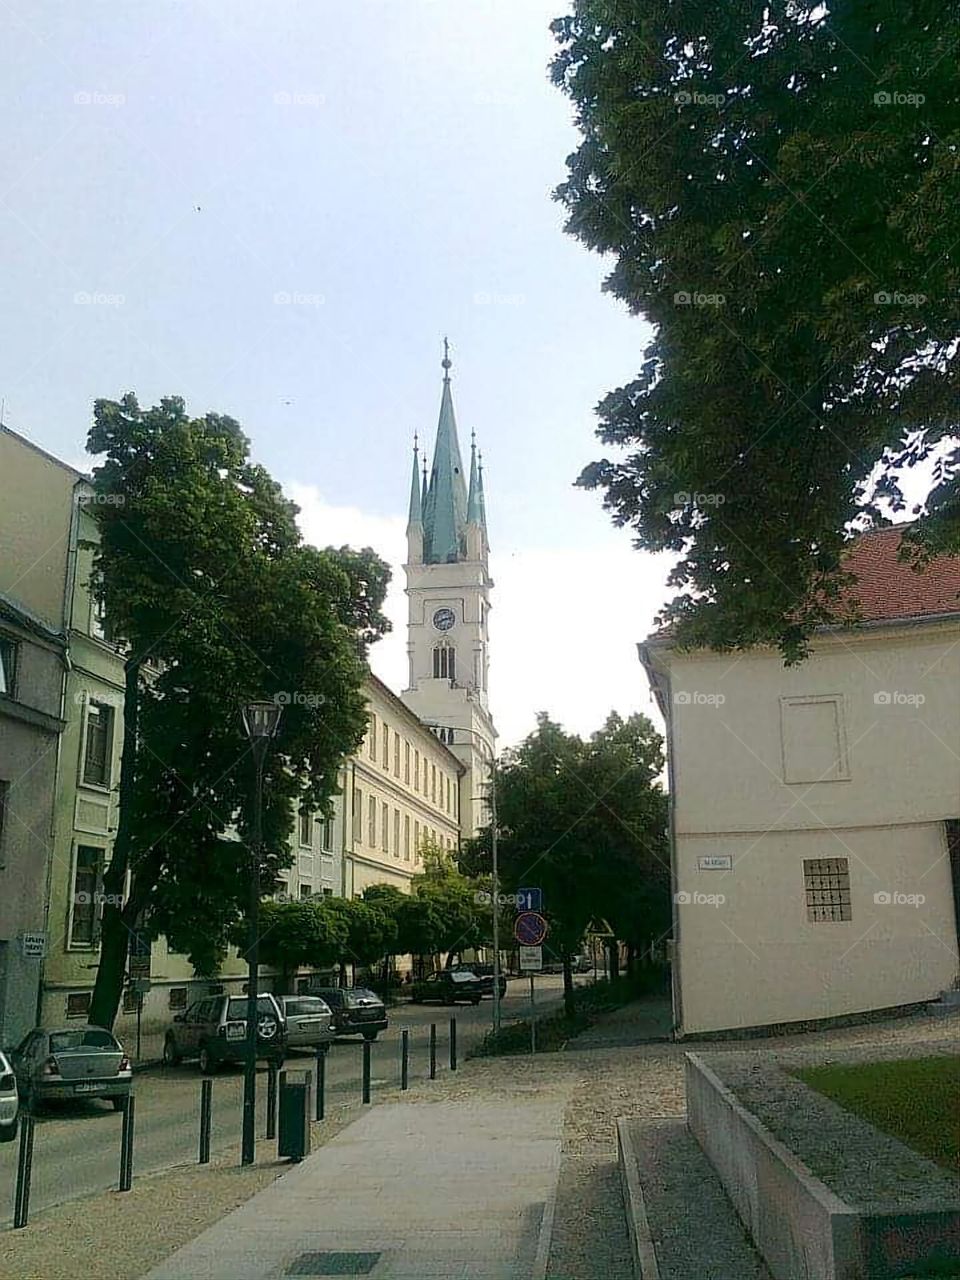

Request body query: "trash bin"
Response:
[277, 1069, 312, 1161]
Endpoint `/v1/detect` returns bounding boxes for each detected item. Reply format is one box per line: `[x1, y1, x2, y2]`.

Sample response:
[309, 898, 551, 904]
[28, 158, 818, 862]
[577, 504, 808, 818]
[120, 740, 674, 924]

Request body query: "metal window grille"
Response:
[803, 858, 851, 922]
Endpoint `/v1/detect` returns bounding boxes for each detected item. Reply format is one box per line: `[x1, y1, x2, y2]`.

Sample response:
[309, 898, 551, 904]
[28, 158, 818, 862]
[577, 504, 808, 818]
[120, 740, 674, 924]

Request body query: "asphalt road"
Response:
[0, 975, 579, 1226]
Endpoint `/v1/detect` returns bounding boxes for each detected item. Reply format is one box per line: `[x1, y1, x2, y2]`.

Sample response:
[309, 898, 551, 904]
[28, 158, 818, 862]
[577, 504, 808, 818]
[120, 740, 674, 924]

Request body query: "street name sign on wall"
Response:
[519, 946, 542, 972]
[514, 911, 548, 946]
[20, 933, 46, 958]
[698, 855, 733, 871]
[516, 887, 542, 912]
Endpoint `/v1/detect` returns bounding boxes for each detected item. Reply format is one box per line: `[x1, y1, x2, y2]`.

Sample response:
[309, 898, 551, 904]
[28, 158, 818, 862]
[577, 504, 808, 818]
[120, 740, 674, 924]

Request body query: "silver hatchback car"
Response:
[0, 1049, 19, 1142]
[274, 995, 335, 1052]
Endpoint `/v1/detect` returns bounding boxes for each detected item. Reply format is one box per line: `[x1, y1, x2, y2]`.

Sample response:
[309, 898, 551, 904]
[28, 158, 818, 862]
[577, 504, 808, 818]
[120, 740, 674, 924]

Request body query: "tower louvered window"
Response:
[433, 644, 455, 681]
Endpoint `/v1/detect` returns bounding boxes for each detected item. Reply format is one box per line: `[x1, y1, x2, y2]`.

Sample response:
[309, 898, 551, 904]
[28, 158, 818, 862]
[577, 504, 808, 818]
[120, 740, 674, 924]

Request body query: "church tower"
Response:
[401, 342, 495, 836]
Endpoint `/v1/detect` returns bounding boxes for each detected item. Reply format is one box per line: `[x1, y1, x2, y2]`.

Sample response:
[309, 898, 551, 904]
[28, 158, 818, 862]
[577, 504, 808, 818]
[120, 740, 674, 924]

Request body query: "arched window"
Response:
[433, 643, 455, 681]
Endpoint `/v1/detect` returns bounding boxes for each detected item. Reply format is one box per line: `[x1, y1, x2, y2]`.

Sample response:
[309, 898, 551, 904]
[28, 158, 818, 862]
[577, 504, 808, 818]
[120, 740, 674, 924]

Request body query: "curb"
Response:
[617, 1117, 661, 1280]
[530, 1174, 560, 1280]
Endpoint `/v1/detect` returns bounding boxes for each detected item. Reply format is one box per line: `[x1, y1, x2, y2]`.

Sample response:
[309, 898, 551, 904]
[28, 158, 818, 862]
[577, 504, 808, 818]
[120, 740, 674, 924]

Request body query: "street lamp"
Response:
[424, 723, 501, 1034]
[239, 699, 283, 1166]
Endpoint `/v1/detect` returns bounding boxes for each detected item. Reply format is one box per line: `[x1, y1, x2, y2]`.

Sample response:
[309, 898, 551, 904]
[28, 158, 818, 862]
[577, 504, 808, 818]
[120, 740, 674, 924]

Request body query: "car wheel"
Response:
[25, 1089, 43, 1116]
[162, 1035, 182, 1067]
[198, 1045, 218, 1075]
[361, 1030, 378, 1042]
[0, 1119, 18, 1144]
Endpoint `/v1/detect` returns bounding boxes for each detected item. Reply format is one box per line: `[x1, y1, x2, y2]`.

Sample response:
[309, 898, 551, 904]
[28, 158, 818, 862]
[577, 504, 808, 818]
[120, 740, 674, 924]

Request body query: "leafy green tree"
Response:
[469, 712, 669, 1015]
[85, 394, 390, 1028]
[552, 2, 958, 659]
[251, 899, 349, 994]
[328, 894, 399, 970]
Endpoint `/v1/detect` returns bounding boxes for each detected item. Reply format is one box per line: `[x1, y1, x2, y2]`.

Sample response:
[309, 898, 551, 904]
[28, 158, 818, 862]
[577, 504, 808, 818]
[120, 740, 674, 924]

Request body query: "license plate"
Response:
[75, 1082, 105, 1093]
[226, 1023, 245, 1040]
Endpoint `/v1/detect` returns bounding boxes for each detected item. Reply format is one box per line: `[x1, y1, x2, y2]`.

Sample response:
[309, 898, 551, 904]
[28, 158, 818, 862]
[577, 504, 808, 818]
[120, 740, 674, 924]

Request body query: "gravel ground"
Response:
[0, 1006, 956, 1280]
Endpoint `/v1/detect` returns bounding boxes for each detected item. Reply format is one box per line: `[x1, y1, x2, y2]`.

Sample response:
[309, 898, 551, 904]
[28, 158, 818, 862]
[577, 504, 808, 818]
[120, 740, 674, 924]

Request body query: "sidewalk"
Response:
[143, 1096, 567, 1280]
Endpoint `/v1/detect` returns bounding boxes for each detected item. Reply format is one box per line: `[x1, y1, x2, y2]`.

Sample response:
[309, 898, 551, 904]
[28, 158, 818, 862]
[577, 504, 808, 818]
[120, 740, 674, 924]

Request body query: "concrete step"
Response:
[617, 1117, 772, 1279]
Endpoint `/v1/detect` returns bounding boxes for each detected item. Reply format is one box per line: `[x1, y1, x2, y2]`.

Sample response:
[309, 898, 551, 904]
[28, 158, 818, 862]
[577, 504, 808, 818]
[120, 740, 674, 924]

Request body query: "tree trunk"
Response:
[89, 658, 142, 1031]
[606, 939, 620, 982]
[562, 952, 575, 1019]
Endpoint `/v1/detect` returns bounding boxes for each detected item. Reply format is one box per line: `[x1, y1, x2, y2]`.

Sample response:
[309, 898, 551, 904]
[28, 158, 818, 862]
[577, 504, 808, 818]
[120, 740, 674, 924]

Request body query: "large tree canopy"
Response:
[86, 393, 390, 1024]
[552, 1, 958, 658]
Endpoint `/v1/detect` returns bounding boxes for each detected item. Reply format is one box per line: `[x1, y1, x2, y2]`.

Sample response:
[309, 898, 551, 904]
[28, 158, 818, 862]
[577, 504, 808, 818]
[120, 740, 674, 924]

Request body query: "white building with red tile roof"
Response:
[641, 528, 960, 1036]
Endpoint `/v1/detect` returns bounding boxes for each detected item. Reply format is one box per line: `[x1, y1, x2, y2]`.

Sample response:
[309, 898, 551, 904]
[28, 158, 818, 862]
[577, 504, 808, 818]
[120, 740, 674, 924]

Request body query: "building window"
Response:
[394, 731, 400, 776]
[423, 757, 429, 792]
[321, 817, 334, 851]
[82, 700, 114, 787]
[393, 808, 400, 857]
[431, 764, 437, 803]
[353, 788, 362, 843]
[70, 844, 104, 946]
[0, 635, 18, 697]
[404, 741, 410, 784]
[414, 820, 420, 857]
[382, 726, 390, 769]
[404, 814, 411, 861]
[368, 715, 377, 759]
[298, 809, 312, 847]
[299, 883, 312, 899]
[803, 858, 851, 923]
[381, 801, 389, 852]
[66, 992, 92, 1019]
[0, 779, 7, 859]
[322, 887, 333, 897]
[122, 987, 139, 1014]
[169, 986, 188, 1010]
[433, 644, 455, 681]
[414, 750, 420, 792]
[368, 795, 377, 846]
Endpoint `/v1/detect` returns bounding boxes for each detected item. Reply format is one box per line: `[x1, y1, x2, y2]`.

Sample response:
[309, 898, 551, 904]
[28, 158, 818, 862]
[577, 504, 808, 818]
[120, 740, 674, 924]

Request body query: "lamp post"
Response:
[239, 699, 283, 1166]
[425, 723, 501, 1034]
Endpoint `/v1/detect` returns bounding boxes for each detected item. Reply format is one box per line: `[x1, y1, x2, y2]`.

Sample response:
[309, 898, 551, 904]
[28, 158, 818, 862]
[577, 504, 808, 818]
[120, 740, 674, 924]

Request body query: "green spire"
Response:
[466, 430, 482, 525]
[407, 434, 422, 526]
[477, 450, 488, 536]
[422, 340, 469, 564]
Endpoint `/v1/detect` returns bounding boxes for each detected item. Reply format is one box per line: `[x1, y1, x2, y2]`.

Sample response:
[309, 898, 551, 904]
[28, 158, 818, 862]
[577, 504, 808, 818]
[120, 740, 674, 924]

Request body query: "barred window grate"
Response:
[803, 857, 851, 922]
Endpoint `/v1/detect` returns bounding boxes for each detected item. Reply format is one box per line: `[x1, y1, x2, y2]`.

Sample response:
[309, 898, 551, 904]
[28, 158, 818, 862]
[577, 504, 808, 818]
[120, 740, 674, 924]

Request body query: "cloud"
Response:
[289, 482, 671, 748]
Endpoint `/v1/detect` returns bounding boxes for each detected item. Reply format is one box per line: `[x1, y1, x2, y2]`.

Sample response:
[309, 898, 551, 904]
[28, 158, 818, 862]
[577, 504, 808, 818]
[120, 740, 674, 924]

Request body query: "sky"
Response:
[1, 0, 674, 747]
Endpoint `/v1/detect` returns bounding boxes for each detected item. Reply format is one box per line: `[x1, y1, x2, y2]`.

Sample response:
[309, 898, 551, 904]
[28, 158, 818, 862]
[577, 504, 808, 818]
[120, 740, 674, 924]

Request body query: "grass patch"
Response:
[796, 1056, 960, 1171]
[470, 969, 666, 1058]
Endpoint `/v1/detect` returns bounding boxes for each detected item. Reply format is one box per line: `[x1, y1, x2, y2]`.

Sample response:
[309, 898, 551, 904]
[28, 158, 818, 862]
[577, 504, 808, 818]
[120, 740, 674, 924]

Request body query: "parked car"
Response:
[163, 993, 285, 1073]
[274, 995, 335, 1052]
[410, 970, 483, 1005]
[310, 987, 388, 1041]
[0, 1049, 19, 1141]
[10, 1026, 132, 1113]
[450, 964, 506, 999]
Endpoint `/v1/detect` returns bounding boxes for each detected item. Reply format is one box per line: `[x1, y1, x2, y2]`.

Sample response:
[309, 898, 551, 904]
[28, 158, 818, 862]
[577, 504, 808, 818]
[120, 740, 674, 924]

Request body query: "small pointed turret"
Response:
[466, 430, 482, 526]
[407, 434, 423, 527]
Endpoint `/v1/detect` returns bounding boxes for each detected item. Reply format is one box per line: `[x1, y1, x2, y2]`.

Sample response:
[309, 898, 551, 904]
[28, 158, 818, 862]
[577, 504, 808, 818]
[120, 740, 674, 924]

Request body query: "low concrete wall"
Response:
[685, 1053, 960, 1280]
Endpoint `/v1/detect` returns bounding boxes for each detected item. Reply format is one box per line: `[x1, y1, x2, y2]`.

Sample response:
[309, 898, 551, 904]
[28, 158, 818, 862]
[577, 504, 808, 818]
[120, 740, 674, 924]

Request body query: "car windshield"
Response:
[345, 989, 381, 1006]
[49, 1029, 118, 1053]
[284, 998, 329, 1016]
[226, 997, 276, 1020]
[450, 972, 476, 982]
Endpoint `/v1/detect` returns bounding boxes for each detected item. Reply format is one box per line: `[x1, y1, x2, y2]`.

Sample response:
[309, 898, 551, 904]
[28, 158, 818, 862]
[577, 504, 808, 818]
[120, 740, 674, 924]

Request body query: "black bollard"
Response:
[118, 1095, 136, 1191]
[429, 1023, 437, 1080]
[449, 1017, 457, 1072]
[401, 1029, 409, 1090]
[266, 1061, 278, 1141]
[362, 1038, 371, 1104]
[13, 1114, 36, 1229]
[199, 1078, 213, 1164]
[315, 1046, 326, 1121]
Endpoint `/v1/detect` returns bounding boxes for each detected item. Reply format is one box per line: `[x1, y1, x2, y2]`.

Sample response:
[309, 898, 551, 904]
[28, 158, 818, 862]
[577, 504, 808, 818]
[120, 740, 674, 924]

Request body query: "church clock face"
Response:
[432, 607, 456, 632]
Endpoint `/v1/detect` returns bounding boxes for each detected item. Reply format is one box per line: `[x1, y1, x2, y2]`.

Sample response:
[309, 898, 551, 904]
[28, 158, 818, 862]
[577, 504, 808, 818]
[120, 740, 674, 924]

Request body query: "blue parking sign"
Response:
[517, 887, 542, 912]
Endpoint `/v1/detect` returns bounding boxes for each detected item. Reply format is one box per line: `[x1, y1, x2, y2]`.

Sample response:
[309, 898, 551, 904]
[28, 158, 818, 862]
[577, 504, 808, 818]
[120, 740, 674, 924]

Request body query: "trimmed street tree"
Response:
[552, 1, 958, 659]
[85, 393, 390, 1028]
[468, 712, 670, 1016]
[252, 899, 349, 994]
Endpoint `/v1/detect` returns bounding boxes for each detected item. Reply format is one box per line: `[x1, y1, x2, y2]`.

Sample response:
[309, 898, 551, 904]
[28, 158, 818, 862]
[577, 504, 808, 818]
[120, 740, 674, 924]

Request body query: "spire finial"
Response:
[442, 336, 452, 379]
[413, 431, 419, 452]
